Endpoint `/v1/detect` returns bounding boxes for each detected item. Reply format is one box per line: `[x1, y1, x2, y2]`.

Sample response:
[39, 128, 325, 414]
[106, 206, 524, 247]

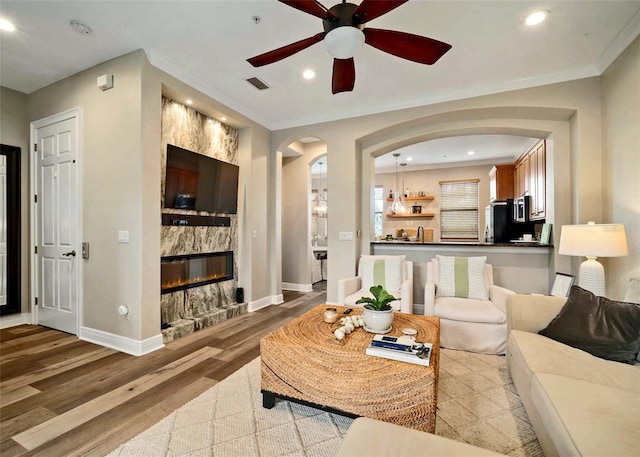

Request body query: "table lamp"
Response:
[558, 222, 628, 296]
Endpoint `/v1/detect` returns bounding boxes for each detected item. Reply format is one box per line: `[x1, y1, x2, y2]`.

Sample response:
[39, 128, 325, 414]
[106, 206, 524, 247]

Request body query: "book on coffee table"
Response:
[366, 339, 432, 366]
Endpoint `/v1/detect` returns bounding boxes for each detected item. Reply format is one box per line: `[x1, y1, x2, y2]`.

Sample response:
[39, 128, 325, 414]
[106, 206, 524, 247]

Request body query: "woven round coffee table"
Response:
[260, 304, 440, 432]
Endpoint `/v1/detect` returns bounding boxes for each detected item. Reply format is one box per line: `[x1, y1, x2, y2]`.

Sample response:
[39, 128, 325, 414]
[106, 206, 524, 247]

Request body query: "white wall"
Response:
[140, 59, 162, 338]
[601, 35, 640, 300]
[273, 78, 604, 302]
[27, 50, 155, 339]
[376, 164, 494, 241]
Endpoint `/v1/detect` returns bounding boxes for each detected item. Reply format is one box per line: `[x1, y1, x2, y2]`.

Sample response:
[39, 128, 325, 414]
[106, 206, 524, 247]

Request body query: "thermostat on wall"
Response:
[97, 74, 114, 91]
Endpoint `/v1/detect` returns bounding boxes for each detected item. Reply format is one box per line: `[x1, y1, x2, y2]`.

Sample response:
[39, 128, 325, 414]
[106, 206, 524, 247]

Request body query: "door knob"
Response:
[63, 250, 77, 257]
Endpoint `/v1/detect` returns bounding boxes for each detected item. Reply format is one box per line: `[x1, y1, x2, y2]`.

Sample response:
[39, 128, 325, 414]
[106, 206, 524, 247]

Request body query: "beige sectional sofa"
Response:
[506, 294, 640, 457]
[337, 417, 504, 457]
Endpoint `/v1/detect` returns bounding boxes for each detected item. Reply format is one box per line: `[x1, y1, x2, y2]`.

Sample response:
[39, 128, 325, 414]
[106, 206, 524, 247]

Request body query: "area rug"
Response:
[108, 349, 543, 457]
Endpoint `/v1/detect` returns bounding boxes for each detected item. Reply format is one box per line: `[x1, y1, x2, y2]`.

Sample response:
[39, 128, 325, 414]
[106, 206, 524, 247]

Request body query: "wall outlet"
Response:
[339, 231, 354, 241]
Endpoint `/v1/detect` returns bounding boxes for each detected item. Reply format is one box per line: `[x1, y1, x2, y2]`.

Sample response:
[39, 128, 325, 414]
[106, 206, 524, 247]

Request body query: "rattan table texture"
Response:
[260, 304, 440, 432]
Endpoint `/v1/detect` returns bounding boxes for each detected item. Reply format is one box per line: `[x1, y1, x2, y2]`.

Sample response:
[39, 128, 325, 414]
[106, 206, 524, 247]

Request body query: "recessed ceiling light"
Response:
[467, 150, 476, 155]
[207, 119, 213, 124]
[0, 18, 16, 32]
[185, 99, 193, 105]
[303, 69, 316, 80]
[220, 116, 227, 121]
[525, 10, 548, 26]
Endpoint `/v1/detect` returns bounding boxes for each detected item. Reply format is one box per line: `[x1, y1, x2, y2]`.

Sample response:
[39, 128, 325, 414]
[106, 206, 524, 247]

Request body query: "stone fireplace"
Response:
[160, 97, 246, 343]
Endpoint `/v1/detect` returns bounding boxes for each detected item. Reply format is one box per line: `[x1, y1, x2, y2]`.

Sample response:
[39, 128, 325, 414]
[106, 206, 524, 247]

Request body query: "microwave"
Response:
[513, 196, 530, 222]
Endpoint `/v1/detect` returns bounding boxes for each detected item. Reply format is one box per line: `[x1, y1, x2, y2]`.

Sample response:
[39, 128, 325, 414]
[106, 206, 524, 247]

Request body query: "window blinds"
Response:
[440, 180, 479, 240]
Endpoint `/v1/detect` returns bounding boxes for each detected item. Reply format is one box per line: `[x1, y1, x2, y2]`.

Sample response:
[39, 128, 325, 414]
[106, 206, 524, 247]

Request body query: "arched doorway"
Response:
[280, 138, 328, 292]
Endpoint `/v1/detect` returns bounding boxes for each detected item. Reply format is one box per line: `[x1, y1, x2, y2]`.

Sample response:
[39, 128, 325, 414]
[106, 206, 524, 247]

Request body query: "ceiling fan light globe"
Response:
[324, 26, 365, 59]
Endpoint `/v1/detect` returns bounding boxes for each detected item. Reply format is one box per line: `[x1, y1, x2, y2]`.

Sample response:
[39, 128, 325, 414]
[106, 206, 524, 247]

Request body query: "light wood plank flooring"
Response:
[0, 285, 326, 456]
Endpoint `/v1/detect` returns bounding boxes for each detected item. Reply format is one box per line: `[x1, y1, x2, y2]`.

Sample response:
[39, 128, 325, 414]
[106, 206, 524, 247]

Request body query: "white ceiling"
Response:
[308, 134, 539, 176]
[0, 0, 640, 130]
[2, 0, 639, 133]
[375, 134, 540, 173]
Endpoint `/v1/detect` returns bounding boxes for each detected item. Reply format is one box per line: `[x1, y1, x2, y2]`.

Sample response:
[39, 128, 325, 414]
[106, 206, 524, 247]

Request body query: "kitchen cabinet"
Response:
[534, 140, 546, 219]
[514, 139, 546, 220]
[489, 164, 514, 201]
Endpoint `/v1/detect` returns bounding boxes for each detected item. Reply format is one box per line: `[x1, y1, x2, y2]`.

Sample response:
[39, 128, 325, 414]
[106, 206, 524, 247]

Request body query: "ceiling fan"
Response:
[247, 0, 452, 94]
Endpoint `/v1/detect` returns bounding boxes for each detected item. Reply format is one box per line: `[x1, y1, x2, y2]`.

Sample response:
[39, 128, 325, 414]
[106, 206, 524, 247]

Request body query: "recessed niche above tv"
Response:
[164, 144, 239, 214]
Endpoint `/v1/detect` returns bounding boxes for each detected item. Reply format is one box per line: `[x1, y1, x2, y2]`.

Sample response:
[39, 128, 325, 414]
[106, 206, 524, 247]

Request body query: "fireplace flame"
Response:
[161, 273, 228, 291]
[160, 251, 233, 294]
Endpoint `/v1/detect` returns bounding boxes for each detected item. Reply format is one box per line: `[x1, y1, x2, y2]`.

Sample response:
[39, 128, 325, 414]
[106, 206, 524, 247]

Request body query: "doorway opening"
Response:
[0, 145, 21, 316]
[280, 137, 328, 292]
[311, 155, 328, 284]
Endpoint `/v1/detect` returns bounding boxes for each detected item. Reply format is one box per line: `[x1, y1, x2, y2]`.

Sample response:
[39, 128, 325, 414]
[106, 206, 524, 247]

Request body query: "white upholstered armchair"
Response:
[424, 256, 515, 354]
[337, 255, 413, 314]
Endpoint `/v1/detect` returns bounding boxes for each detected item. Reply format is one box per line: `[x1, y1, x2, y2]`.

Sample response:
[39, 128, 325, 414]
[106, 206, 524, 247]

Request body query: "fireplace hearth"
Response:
[161, 251, 233, 294]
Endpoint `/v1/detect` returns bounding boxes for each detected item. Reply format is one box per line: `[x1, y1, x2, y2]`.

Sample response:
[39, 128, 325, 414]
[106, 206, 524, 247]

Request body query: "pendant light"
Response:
[390, 153, 405, 214]
[314, 161, 328, 216]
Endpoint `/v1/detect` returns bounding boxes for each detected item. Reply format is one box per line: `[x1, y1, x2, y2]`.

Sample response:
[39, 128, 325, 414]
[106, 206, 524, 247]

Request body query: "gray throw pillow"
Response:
[539, 285, 640, 364]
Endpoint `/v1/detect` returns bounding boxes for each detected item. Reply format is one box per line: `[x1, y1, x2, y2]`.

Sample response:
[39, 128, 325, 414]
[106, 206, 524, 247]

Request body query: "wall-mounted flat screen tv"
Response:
[164, 144, 239, 214]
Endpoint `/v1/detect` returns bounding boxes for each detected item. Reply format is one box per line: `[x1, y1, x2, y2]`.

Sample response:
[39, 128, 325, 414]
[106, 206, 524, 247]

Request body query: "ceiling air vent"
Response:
[246, 77, 269, 90]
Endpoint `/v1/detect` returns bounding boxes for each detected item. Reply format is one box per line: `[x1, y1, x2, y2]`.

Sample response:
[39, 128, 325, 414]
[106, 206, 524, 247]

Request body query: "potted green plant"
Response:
[356, 285, 396, 333]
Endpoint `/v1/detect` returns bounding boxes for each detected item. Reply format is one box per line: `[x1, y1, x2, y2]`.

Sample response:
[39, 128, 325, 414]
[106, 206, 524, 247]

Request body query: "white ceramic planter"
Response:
[362, 308, 394, 334]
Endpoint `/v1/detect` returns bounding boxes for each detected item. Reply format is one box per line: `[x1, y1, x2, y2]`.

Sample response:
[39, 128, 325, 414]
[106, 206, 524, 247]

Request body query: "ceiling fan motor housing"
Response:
[323, 2, 365, 32]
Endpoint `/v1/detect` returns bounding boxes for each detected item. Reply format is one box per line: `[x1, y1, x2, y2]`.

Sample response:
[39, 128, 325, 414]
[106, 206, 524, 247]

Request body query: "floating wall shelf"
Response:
[387, 213, 435, 218]
[386, 195, 434, 202]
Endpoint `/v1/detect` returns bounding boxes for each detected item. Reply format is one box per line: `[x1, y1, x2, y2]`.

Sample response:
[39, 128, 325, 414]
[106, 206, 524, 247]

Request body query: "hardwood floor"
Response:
[0, 285, 327, 456]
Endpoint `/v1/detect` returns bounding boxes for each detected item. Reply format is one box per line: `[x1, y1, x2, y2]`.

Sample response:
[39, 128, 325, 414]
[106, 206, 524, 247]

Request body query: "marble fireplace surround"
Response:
[160, 97, 246, 343]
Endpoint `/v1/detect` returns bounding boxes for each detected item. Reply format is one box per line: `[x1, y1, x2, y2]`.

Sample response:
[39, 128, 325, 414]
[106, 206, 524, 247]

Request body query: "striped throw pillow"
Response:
[436, 255, 488, 300]
[359, 256, 403, 293]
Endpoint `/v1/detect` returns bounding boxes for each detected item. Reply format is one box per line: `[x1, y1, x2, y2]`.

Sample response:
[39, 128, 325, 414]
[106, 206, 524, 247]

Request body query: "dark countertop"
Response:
[371, 240, 552, 248]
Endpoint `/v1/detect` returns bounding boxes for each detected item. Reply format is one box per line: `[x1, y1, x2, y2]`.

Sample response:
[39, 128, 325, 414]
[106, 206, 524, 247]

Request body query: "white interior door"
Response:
[0, 155, 6, 307]
[34, 115, 79, 334]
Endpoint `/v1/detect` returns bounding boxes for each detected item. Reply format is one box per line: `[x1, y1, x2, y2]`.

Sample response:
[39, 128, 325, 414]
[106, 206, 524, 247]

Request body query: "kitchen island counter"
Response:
[370, 241, 553, 306]
[371, 240, 551, 248]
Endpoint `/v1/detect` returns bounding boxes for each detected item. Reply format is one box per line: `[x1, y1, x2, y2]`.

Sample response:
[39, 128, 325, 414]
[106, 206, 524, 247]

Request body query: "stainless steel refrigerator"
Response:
[485, 199, 535, 243]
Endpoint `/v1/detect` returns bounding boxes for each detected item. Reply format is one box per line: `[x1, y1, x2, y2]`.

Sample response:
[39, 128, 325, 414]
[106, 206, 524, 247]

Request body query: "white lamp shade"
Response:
[558, 223, 628, 258]
[324, 26, 365, 59]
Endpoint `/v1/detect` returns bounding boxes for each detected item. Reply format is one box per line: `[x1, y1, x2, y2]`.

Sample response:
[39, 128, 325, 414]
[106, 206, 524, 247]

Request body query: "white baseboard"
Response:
[282, 282, 313, 292]
[248, 294, 284, 312]
[79, 326, 164, 356]
[0, 313, 33, 329]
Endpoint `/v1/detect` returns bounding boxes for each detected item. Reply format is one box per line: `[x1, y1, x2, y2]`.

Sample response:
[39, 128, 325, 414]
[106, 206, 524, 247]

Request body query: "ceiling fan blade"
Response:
[332, 58, 355, 94]
[279, 0, 337, 20]
[247, 33, 325, 67]
[353, 0, 408, 23]
[364, 28, 452, 65]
